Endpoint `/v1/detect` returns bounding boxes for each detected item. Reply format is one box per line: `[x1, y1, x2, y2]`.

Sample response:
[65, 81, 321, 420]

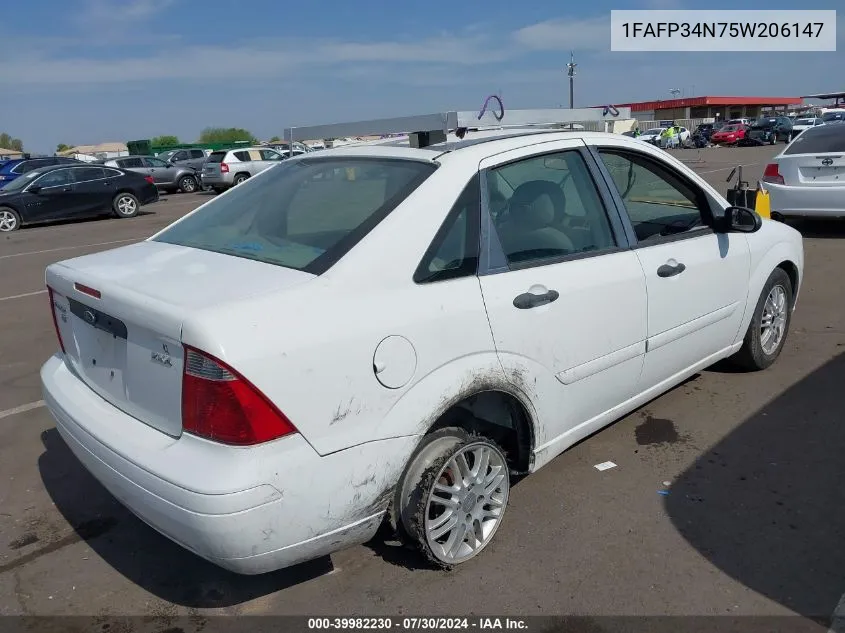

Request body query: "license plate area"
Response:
[68, 298, 128, 399]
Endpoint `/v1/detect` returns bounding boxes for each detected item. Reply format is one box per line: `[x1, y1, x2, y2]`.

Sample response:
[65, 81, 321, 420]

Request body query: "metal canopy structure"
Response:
[801, 91, 845, 101]
[285, 107, 632, 148]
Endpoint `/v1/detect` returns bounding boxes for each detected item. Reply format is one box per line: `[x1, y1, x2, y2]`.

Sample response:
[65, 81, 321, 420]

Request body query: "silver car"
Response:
[104, 156, 201, 194]
[201, 147, 285, 193]
[764, 122, 845, 219]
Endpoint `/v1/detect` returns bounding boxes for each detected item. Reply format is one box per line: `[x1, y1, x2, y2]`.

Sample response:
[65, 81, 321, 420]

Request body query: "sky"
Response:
[2, 0, 843, 153]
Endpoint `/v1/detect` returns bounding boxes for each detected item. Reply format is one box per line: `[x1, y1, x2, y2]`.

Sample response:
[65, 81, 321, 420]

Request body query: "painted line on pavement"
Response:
[0, 400, 45, 420]
[0, 290, 47, 302]
[0, 238, 139, 260]
[696, 162, 761, 175]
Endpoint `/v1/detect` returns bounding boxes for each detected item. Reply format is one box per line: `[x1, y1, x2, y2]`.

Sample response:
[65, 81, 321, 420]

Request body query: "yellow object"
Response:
[755, 188, 771, 219]
[345, 167, 356, 181]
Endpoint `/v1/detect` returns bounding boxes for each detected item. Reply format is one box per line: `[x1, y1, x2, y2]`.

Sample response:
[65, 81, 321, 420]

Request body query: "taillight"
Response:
[181, 347, 297, 445]
[47, 287, 66, 353]
[763, 163, 785, 185]
[220, 162, 229, 173]
[144, 175, 155, 184]
[74, 282, 101, 299]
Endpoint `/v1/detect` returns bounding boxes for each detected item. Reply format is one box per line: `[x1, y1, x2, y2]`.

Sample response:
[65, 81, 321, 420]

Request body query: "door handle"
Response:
[513, 289, 560, 309]
[62, 187, 72, 192]
[657, 261, 686, 278]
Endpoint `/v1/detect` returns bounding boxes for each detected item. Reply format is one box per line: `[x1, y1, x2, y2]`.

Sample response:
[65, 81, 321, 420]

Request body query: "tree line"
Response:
[0, 132, 24, 152]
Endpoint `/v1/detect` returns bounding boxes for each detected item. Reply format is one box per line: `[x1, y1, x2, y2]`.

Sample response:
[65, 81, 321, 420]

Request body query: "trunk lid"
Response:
[779, 154, 845, 186]
[47, 241, 314, 437]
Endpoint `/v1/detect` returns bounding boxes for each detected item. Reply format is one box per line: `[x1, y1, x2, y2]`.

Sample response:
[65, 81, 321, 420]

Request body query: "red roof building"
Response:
[610, 96, 803, 122]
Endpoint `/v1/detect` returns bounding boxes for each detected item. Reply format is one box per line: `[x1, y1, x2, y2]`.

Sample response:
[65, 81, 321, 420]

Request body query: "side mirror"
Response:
[720, 206, 762, 233]
[27, 185, 41, 194]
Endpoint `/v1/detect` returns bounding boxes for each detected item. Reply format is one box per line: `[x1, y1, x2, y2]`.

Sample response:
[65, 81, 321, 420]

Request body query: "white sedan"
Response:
[763, 122, 845, 219]
[41, 126, 803, 574]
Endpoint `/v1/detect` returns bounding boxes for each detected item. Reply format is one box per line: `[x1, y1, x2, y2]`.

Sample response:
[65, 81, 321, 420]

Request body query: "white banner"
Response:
[610, 10, 837, 52]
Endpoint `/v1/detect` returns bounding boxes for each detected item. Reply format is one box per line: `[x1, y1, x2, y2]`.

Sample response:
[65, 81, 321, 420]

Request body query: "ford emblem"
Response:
[83, 310, 96, 325]
[821, 158, 834, 166]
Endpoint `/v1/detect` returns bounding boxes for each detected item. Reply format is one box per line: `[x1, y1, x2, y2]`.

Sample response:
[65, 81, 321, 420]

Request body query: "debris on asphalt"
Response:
[594, 461, 617, 471]
[662, 481, 671, 487]
[657, 490, 670, 496]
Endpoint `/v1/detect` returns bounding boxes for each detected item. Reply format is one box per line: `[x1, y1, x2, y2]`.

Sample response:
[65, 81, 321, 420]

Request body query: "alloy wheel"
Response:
[760, 285, 787, 355]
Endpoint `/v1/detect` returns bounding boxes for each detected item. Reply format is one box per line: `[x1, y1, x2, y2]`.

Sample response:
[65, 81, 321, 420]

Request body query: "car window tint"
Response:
[152, 158, 436, 274]
[414, 174, 480, 283]
[784, 123, 845, 154]
[122, 157, 144, 168]
[598, 149, 705, 242]
[173, 151, 188, 161]
[233, 151, 251, 162]
[73, 166, 106, 181]
[207, 152, 225, 163]
[104, 168, 123, 178]
[16, 160, 50, 174]
[260, 149, 283, 161]
[35, 169, 73, 188]
[488, 150, 616, 266]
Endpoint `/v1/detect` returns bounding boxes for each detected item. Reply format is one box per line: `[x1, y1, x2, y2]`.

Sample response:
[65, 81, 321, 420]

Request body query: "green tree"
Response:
[269, 136, 281, 143]
[198, 127, 255, 144]
[56, 143, 71, 153]
[0, 133, 23, 152]
[151, 135, 180, 146]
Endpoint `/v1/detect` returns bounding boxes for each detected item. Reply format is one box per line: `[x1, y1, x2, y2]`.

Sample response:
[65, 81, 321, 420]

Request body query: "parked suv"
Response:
[202, 147, 285, 193]
[157, 148, 211, 171]
[103, 155, 200, 193]
[740, 116, 794, 146]
[0, 156, 81, 187]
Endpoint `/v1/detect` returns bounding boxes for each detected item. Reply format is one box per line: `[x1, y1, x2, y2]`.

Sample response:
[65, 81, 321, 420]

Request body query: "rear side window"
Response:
[784, 124, 845, 154]
[190, 150, 206, 159]
[73, 166, 106, 181]
[153, 158, 436, 274]
[120, 157, 144, 168]
[207, 152, 226, 163]
[233, 151, 251, 162]
[414, 174, 480, 283]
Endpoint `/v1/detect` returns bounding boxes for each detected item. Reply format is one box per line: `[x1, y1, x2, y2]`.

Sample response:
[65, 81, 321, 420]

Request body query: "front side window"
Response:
[260, 149, 283, 161]
[487, 150, 616, 266]
[144, 157, 170, 168]
[35, 169, 72, 188]
[598, 149, 708, 243]
[153, 158, 436, 274]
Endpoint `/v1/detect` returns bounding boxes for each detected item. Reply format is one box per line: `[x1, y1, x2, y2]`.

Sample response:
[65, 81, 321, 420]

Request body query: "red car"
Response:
[710, 124, 748, 145]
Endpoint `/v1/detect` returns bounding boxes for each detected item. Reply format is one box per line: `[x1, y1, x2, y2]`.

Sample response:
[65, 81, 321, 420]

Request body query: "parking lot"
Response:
[1, 144, 844, 628]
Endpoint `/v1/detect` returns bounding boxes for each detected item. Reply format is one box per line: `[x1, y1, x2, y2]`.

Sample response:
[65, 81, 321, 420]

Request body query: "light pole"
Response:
[566, 51, 577, 109]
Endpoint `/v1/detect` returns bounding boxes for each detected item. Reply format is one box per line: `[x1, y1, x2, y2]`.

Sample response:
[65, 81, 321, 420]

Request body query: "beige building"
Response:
[0, 147, 24, 160]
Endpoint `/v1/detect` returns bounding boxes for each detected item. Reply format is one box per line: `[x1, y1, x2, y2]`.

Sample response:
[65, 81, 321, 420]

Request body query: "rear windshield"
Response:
[823, 112, 845, 122]
[207, 152, 226, 163]
[153, 157, 436, 274]
[784, 123, 845, 155]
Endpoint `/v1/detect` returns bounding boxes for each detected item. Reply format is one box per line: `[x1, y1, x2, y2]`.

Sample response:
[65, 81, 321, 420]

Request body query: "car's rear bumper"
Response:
[767, 182, 845, 218]
[41, 354, 407, 574]
[200, 174, 232, 188]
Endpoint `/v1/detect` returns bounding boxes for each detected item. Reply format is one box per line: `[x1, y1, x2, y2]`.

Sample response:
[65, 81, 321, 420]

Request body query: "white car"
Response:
[791, 117, 824, 135]
[637, 126, 690, 147]
[763, 122, 845, 219]
[41, 123, 804, 575]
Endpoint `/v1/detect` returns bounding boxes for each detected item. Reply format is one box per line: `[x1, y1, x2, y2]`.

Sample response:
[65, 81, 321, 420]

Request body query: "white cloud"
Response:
[512, 16, 610, 51]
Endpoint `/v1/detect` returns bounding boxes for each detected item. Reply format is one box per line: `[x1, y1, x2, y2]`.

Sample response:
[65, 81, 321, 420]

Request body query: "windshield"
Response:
[0, 169, 43, 191]
[645, 128, 664, 135]
[753, 118, 778, 128]
[823, 112, 845, 122]
[794, 118, 814, 125]
[153, 157, 436, 274]
[720, 125, 741, 132]
[157, 150, 177, 161]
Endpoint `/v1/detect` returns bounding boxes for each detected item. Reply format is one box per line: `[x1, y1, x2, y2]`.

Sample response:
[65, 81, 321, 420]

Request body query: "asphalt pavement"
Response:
[1, 145, 844, 630]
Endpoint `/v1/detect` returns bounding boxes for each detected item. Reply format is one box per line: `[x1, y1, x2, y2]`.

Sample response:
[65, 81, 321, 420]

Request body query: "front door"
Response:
[477, 141, 648, 447]
[69, 166, 112, 215]
[22, 167, 78, 222]
[594, 146, 751, 391]
[142, 157, 177, 185]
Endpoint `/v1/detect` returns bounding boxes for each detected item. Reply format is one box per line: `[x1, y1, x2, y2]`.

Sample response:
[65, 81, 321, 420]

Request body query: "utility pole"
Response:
[566, 51, 577, 109]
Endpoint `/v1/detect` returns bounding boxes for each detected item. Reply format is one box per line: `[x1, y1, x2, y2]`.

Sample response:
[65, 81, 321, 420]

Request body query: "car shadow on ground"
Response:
[787, 218, 845, 240]
[37, 428, 334, 608]
[666, 352, 845, 620]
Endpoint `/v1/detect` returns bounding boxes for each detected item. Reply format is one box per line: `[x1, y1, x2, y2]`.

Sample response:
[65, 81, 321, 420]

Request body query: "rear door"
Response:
[593, 144, 750, 391]
[477, 140, 648, 442]
[69, 166, 112, 215]
[203, 151, 227, 180]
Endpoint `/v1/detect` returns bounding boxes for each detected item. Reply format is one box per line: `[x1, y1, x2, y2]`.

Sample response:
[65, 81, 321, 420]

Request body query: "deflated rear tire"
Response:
[394, 427, 510, 568]
[113, 193, 139, 218]
[0, 206, 21, 232]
